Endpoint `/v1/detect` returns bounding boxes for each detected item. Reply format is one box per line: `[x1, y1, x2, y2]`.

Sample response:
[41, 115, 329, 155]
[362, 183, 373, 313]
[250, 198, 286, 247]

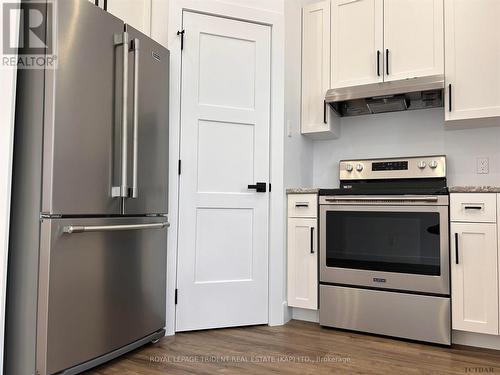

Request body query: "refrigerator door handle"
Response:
[131, 38, 140, 198]
[112, 31, 130, 198]
[63, 222, 169, 234]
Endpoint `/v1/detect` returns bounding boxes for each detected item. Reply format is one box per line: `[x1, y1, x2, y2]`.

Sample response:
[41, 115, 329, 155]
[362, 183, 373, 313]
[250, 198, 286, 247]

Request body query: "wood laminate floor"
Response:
[87, 320, 500, 374]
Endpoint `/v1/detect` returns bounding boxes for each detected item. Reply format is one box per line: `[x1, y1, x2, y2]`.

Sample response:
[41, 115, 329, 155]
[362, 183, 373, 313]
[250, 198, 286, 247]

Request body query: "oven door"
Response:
[320, 202, 449, 295]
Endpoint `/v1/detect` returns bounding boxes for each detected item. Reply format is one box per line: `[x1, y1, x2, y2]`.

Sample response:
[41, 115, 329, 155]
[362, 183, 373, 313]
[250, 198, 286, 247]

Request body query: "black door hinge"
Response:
[175, 289, 178, 305]
[177, 30, 185, 50]
[178, 160, 182, 175]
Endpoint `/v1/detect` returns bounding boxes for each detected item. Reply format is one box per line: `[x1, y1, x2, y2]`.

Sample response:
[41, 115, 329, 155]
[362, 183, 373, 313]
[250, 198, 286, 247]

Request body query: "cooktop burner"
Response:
[321, 155, 448, 196]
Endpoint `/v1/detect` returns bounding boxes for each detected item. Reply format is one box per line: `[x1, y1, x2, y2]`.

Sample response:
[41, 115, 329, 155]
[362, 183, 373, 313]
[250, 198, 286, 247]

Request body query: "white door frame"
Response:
[167, 0, 285, 335]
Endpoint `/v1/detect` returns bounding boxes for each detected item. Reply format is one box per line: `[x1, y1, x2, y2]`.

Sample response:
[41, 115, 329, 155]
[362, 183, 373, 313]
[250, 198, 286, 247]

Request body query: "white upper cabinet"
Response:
[107, 0, 152, 36]
[384, 0, 444, 81]
[302, 2, 333, 136]
[445, 0, 500, 124]
[331, 0, 383, 89]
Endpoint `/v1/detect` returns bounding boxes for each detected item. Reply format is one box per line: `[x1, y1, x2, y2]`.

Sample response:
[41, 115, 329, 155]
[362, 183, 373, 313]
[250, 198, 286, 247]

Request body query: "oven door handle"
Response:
[323, 196, 439, 203]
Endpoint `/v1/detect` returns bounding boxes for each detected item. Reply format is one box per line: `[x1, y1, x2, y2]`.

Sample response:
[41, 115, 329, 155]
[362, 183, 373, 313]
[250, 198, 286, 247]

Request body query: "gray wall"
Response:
[313, 108, 500, 187]
[284, 0, 315, 188]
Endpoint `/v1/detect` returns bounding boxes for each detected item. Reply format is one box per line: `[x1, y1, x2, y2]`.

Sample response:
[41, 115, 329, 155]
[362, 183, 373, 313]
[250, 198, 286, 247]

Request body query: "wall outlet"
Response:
[477, 157, 489, 174]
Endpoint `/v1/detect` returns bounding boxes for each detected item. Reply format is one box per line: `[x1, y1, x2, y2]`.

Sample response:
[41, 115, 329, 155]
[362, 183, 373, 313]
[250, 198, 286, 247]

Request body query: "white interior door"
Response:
[176, 11, 271, 331]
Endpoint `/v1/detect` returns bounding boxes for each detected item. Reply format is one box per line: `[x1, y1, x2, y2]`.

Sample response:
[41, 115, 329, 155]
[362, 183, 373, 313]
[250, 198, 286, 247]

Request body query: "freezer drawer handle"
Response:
[131, 38, 140, 199]
[63, 222, 169, 234]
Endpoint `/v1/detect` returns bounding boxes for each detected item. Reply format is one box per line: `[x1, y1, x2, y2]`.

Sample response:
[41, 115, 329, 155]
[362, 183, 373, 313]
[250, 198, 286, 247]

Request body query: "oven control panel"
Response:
[340, 155, 446, 180]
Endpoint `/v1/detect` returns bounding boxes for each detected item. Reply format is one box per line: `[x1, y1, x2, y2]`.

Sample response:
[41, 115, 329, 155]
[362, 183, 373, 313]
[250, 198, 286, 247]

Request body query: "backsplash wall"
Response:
[313, 108, 500, 187]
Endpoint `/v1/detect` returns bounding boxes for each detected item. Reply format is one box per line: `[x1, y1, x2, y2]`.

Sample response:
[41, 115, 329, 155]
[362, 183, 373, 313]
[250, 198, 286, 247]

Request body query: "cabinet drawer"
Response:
[288, 194, 318, 218]
[450, 194, 497, 223]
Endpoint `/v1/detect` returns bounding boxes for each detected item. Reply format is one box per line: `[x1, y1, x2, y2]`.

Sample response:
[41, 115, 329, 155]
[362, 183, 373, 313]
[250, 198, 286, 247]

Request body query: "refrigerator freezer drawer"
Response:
[37, 217, 168, 375]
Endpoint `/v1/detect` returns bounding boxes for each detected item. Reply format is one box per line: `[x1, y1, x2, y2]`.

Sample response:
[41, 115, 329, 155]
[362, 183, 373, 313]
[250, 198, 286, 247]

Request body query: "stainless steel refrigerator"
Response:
[5, 1, 169, 374]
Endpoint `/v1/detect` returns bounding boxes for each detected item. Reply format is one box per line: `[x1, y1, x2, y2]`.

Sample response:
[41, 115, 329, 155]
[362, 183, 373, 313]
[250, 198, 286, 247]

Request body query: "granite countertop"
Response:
[286, 187, 320, 194]
[449, 186, 500, 193]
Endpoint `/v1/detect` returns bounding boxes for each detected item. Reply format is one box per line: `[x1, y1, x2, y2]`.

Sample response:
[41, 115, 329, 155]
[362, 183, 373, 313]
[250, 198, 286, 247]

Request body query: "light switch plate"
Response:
[477, 157, 489, 174]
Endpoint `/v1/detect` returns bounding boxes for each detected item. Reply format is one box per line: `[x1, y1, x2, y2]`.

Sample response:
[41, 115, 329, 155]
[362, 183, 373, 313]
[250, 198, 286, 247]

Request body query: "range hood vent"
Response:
[326, 75, 444, 117]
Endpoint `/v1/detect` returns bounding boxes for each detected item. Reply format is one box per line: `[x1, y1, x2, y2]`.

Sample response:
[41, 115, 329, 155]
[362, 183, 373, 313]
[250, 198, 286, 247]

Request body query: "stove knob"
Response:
[345, 164, 353, 172]
[356, 164, 364, 172]
[429, 160, 438, 169]
[418, 161, 427, 169]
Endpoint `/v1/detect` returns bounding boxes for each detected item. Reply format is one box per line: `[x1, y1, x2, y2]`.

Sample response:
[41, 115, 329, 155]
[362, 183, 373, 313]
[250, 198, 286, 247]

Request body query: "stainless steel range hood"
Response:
[325, 75, 444, 117]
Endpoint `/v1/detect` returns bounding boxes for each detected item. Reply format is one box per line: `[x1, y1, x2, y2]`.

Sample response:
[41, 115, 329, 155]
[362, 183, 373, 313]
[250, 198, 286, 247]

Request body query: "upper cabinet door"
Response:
[107, 0, 152, 36]
[331, 0, 383, 89]
[445, 0, 500, 123]
[384, 0, 444, 81]
[301, 1, 331, 135]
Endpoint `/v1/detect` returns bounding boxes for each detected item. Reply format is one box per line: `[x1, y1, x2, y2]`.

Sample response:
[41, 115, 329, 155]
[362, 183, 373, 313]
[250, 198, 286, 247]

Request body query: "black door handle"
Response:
[377, 50, 380, 77]
[455, 233, 459, 264]
[323, 100, 327, 124]
[310, 227, 315, 254]
[448, 83, 452, 112]
[386, 49, 390, 75]
[248, 182, 267, 193]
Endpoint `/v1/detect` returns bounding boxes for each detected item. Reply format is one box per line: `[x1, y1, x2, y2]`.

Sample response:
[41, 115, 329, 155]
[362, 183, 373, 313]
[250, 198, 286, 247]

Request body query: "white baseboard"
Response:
[291, 307, 319, 323]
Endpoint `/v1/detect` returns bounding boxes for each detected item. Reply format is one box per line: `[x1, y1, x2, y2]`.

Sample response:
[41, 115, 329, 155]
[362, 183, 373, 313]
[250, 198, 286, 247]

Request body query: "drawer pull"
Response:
[455, 233, 459, 264]
[295, 203, 309, 208]
[463, 205, 483, 210]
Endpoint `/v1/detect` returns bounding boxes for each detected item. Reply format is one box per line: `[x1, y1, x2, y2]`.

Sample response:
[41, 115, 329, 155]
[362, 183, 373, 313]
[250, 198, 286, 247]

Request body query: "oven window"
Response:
[325, 211, 441, 275]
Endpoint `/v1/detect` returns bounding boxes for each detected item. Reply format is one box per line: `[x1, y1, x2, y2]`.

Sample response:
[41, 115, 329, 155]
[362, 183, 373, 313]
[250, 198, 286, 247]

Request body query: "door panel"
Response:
[331, 0, 383, 88]
[301, 1, 331, 135]
[287, 218, 318, 310]
[176, 12, 270, 331]
[384, 0, 443, 81]
[451, 223, 498, 335]
[445, 0, 500, 122]
[124, 25, 169, 215]
[38, 217, 167, 374]
[43, 1, 124, 215]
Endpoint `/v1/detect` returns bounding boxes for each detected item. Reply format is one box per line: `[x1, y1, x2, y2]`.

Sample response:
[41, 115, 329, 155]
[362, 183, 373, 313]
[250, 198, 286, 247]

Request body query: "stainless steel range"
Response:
[319, 155, 451, 345]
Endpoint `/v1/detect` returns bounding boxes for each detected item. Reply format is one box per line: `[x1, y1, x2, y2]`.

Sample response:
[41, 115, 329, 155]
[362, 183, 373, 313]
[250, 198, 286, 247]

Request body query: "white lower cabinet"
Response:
[451, 222, 499, 335]
[287, 195, 318, 310]
[450, 193, 500, 336]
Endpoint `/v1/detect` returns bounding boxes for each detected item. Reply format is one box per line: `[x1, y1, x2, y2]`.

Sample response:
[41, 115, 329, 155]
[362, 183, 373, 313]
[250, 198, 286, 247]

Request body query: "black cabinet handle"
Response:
[323, 100, 327, 124]
[295, 204, 309, 208]
[104, 0, 107, 10]
[386, 49, 390, 75]
[94, 0, 99, 6]
[455, 233, 459, 264]
[448, 84, 452, 112]
[310, 227, 315, 254]
[464, 205, 483, 210]
[377, 50, 381, 77]
[248, 182, 267, 193]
